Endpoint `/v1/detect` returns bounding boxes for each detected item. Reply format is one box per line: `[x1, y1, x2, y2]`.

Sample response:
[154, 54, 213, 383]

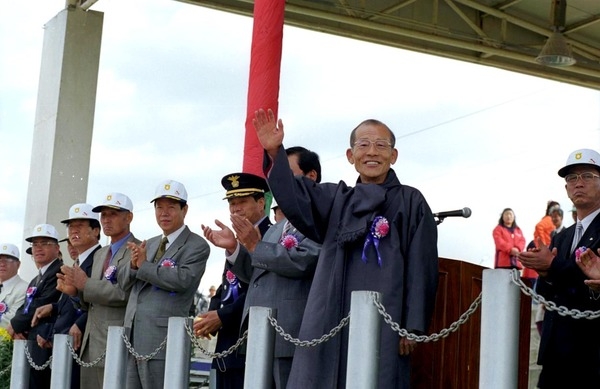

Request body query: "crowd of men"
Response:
[2, 108, 599, 389]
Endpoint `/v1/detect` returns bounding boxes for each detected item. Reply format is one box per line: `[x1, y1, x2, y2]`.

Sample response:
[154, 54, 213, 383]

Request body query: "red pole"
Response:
[243, 0, 285, 177]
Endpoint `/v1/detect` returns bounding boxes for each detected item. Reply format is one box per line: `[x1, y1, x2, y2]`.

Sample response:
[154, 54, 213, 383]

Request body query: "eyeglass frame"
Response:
[564, 171, 600, 185]
[353, 138, 393, 151]
[30, 241, 58, 248]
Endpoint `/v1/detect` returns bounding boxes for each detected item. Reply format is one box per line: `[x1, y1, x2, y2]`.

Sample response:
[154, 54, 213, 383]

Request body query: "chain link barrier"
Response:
[509, 268, 600, 320]
[371, 291, 482, 342]
[24, 344, 52, 371]
[184, 321, 247, 359]
[120, 332, 167, 361]
[66, 340, 105, 367]
[267, 313, 350, 347]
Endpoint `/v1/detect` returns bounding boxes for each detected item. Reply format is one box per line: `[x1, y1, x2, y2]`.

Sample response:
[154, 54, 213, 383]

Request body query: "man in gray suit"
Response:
[61, 193, 139, 389]
[0, 243, 29, 329]
[204, 147, 322, 388]
[122, 180, 210, 389]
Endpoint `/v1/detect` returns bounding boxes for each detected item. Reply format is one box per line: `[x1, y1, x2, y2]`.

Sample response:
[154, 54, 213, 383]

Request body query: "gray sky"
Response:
[1, 0, 599, 291]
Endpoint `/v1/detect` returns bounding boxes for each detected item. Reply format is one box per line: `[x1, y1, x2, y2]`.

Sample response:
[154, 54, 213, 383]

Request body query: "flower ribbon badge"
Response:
[362, 216, 390, 266]
[104, 265, 118, 284]
[280, 234, 299, 250]
[575, 246, 587, 261]
[24, 286, 37, 314]
[153, 258, 177, 294]
[0, 302, 7, 320]
[222, 270, 240, 303]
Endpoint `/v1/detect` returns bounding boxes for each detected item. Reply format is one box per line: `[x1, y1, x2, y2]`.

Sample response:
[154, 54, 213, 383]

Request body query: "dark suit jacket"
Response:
[211, 216, 272, 369]
[10, 259, 63, 364]
[38, 246, 100, 342]
[536, 212, 600, 387]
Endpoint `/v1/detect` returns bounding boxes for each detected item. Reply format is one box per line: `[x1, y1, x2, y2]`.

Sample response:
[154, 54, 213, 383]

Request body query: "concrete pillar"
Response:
[479, 269, 520, 388]
[244, 307, 275, 389]
[22, 6, 103, 276]
[164, 317, 192, 388]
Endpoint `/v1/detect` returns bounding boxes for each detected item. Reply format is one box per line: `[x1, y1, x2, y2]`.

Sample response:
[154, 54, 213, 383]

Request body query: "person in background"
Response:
[0, 244, 29, 328]
[492, 208, 526, 269]
[270, 200, 286, 224]
[570, 204, 577, 223]
[550, 207, 565, 238]
[519, 148, 600, 388]
[8, 224, 63, 389]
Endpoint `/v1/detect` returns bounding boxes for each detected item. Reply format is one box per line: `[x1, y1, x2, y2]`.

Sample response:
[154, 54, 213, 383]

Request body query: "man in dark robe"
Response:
[253, 109, 439, 388]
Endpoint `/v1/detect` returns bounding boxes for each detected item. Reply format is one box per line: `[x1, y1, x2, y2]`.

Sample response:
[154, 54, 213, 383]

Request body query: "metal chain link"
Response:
[509, 268, 600, 320]
[120, 332, 167, 361]
[184, 321, 247, 359]
[66, 340, 105, 367]
[267, 313, 350, 347]
[371, 291, 482, 342]
[0, 364, 10, 377]
[24, 344, 52, 370]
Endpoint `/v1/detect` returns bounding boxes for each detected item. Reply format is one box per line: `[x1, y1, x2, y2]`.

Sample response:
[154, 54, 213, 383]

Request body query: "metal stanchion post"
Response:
[346, 290, 381, 389]
[10, 339, 29, 389]
[50, 334, 73, 389]
[164, 317, 192, 388]
[244, 307, 275, 389]
[103, 326, 128, 388]
[479, 269, 520, 388]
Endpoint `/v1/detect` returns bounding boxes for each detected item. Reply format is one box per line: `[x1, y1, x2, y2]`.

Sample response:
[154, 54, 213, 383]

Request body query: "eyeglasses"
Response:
[564, 172, 600, 185]
[353, 139, 392, 151]
[30, 241, 57, 248]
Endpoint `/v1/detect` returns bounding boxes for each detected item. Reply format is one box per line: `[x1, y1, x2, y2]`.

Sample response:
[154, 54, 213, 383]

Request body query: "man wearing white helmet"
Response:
[31, 203, 102, 389]
[0, 243, 29, 328]
[123, 180, 210, 389]
[519, 148, 600, 388]
[8, 223, 63, 389]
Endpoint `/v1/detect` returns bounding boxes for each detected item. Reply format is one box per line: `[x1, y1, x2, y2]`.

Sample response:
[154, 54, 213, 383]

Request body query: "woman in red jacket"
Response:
[493, 208, 527, 269]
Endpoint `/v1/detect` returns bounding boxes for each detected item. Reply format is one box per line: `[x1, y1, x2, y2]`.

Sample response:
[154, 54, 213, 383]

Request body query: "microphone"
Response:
[433, 207, 472, 219]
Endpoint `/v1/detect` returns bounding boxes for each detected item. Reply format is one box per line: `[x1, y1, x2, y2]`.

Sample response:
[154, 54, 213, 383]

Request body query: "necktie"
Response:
[282, 220, 292, 238]
[154, 237, 168, 262]
[571, 221, 584, 254]
[102, 247, 112, 276]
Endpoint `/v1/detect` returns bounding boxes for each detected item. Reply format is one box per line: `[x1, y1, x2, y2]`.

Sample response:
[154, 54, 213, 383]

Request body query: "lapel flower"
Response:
[0, 302, 7, 316]
[223, 270, 240, 303]
[160, 258, 176, 268]
[575, 246, 587, 260]
[104, 265, 117, 284]
[26, 287, 37, 298]
[280, 234, 299, 250]
[371, 216, 390, 239]
[362, 216, 390, 267]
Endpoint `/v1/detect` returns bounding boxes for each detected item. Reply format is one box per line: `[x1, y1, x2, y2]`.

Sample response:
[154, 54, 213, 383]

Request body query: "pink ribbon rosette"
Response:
[0, 301, 7, 320]
[280, 233, 299, 250]
[154, 258, 177, 294]
[575, 246, 587, 261]
[362, 216, 390, 266]
[24, 286, 37, 314]
[222, 270, 240, 303]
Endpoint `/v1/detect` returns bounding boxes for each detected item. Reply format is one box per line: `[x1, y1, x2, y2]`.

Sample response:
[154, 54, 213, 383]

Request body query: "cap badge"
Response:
[575, 152, 582, 160]
[164, 184, 171, 191]
[228, 175, 240, 188]
[107, 195, 112, 201]
[74, 207, 80, 213]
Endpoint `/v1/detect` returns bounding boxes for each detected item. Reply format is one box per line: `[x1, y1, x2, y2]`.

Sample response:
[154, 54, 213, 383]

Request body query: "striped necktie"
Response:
[570, 221, 583, 254]
[154, 237, 168, 262]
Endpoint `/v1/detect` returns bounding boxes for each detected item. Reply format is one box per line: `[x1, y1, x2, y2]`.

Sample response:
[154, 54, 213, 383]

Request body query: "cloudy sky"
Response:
[1, 0, 599, 292]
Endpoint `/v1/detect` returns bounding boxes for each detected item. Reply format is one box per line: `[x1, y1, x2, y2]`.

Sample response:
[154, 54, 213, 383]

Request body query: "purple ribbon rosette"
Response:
[24, 286, 37, 314]
[222, 270, 240, 303]
[0, 301, 7, 320]
[104, 265, 118, 284]
[280, 233, 299, 250]
[362, 216, 390, 266]
[154, 258, 177, 294]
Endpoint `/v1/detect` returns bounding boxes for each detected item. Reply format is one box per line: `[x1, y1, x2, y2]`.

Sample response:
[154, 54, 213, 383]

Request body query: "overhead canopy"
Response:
[178, 0, 600, 90]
